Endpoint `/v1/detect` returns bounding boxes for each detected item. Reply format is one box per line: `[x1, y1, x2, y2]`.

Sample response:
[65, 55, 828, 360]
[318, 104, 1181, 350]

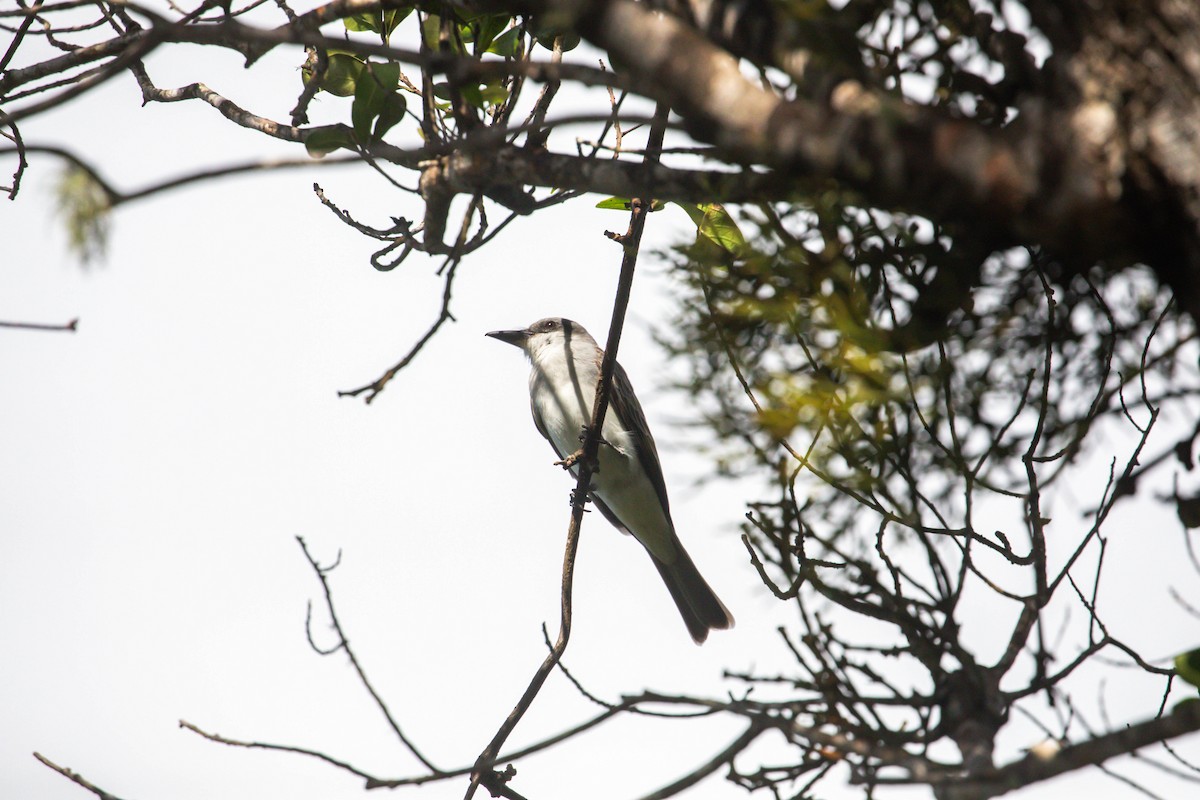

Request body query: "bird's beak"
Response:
[486, 328, 528, 347]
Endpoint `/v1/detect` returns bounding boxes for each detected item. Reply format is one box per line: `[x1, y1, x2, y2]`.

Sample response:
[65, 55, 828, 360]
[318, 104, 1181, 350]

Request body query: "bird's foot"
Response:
[568, 487, 592, 508]
[574, 424, 614, 451]
[555, 449, 584, 469]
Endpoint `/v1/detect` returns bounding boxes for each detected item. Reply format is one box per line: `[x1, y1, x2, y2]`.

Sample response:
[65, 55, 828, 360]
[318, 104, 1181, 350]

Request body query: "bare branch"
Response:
[179, 719, 387, 784]
[294, 536, 443, 774]
[637, 722, 772, 800]
[33, 752, 127, 800]
[0, 317, 78, 332]
[937, 703, 1200, 800]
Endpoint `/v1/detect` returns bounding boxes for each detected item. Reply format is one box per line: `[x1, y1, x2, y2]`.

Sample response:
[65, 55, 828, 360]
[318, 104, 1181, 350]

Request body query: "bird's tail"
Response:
[651, 545, 734, 644]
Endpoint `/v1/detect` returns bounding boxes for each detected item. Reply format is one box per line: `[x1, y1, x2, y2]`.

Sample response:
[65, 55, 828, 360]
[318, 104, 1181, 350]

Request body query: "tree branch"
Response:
[292, 536, 442, 772]
[0, 317, 78, 332]
[33, 752, 127, 800]
[484, 0, 1192, 307]
[938, 702, 1200, 800]
[637, 722, 771, 800]
[465, 103, 669, 800]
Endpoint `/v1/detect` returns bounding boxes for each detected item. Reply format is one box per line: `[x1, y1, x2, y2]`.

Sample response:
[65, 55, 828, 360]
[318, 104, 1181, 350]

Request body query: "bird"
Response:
[486, 317, 734, 644]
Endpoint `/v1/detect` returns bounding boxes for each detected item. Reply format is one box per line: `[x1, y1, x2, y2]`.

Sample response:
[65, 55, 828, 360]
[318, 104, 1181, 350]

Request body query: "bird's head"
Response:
[486, 317, 592, 360]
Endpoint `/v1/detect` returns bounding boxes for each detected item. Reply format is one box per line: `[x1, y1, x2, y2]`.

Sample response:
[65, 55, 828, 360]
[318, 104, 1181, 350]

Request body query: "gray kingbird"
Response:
[487, 317, 734, 644]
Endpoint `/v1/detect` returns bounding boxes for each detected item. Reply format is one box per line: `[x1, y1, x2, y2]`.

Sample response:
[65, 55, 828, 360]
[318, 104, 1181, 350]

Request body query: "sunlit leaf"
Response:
[344, 12, 380, 33]
[678, 202, 748, 260]
[486, 26, 522, 58]
[596, 196, 632, 210]
[595, 197, 666, 211]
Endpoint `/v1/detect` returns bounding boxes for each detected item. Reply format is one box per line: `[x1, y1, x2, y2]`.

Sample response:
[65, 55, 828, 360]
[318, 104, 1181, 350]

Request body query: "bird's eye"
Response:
[544, 320, 555, 329]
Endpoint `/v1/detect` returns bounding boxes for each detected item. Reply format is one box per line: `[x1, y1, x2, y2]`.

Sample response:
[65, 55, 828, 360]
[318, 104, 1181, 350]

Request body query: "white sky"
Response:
[3, 9, 1199, 800]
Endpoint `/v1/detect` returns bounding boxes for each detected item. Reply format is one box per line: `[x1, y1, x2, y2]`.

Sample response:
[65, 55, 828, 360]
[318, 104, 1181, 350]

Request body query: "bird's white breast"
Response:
[529, 362, 635, 466]
[527, 345, 676, 562]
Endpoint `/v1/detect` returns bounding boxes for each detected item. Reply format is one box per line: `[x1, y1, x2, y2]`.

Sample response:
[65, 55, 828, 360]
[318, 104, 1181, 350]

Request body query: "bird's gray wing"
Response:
[530, 397, 557, 452]
[608, 360, 673, 521]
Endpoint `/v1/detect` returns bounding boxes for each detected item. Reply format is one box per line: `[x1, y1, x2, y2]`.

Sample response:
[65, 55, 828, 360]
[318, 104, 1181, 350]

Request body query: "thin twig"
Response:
[294, 536, 443, 774]
[0, 317, 78, 331]
[339, 196, 482, 402]
[636, 722, 771, 800]
[33, 752, 127, 800]
[179, 719, 386, 783]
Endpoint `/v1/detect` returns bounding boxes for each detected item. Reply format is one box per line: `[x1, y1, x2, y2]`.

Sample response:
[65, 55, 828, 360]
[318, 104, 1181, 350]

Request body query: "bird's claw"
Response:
[573, 425, 613, 451]
[555, 449, 585, 469]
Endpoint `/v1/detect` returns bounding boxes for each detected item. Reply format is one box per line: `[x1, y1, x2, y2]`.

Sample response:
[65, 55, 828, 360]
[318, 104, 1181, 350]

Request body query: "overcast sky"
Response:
[3, 10, 1198, 800]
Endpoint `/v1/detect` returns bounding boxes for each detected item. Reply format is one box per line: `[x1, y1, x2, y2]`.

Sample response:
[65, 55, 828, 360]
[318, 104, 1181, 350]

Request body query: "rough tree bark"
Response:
[484, 0, 1200, 318]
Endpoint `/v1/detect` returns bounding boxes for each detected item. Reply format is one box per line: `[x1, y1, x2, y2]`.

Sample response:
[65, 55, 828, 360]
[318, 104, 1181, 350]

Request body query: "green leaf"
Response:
[486, 26, 521, 58]
[371, 62, 401, 96]
[344, 13, 380, 33]
[302, 50, 363, 97]
[305, 127, 356, 157]
[1176, 648, 1200, 688]
[677, 202, 748, 260]
[352, 61, 401, 143]
[531, 27, 580, 52]
[433, 80, 505, 110]
[675, 202, 744, 266]
[472, 14, 510, 54]
[373, 92, 407, 141]
[460, 83, 484, 110]
[382, 7, 413, 37]
[422, 14, 462, 51]
[352, 91, 375, 142]
[344, 7, 412, 37]
[422, 14, 441, 48]
[479, 81, 510, 107]
[595, 197, 665, 211]
[596, 197, 633, 211]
